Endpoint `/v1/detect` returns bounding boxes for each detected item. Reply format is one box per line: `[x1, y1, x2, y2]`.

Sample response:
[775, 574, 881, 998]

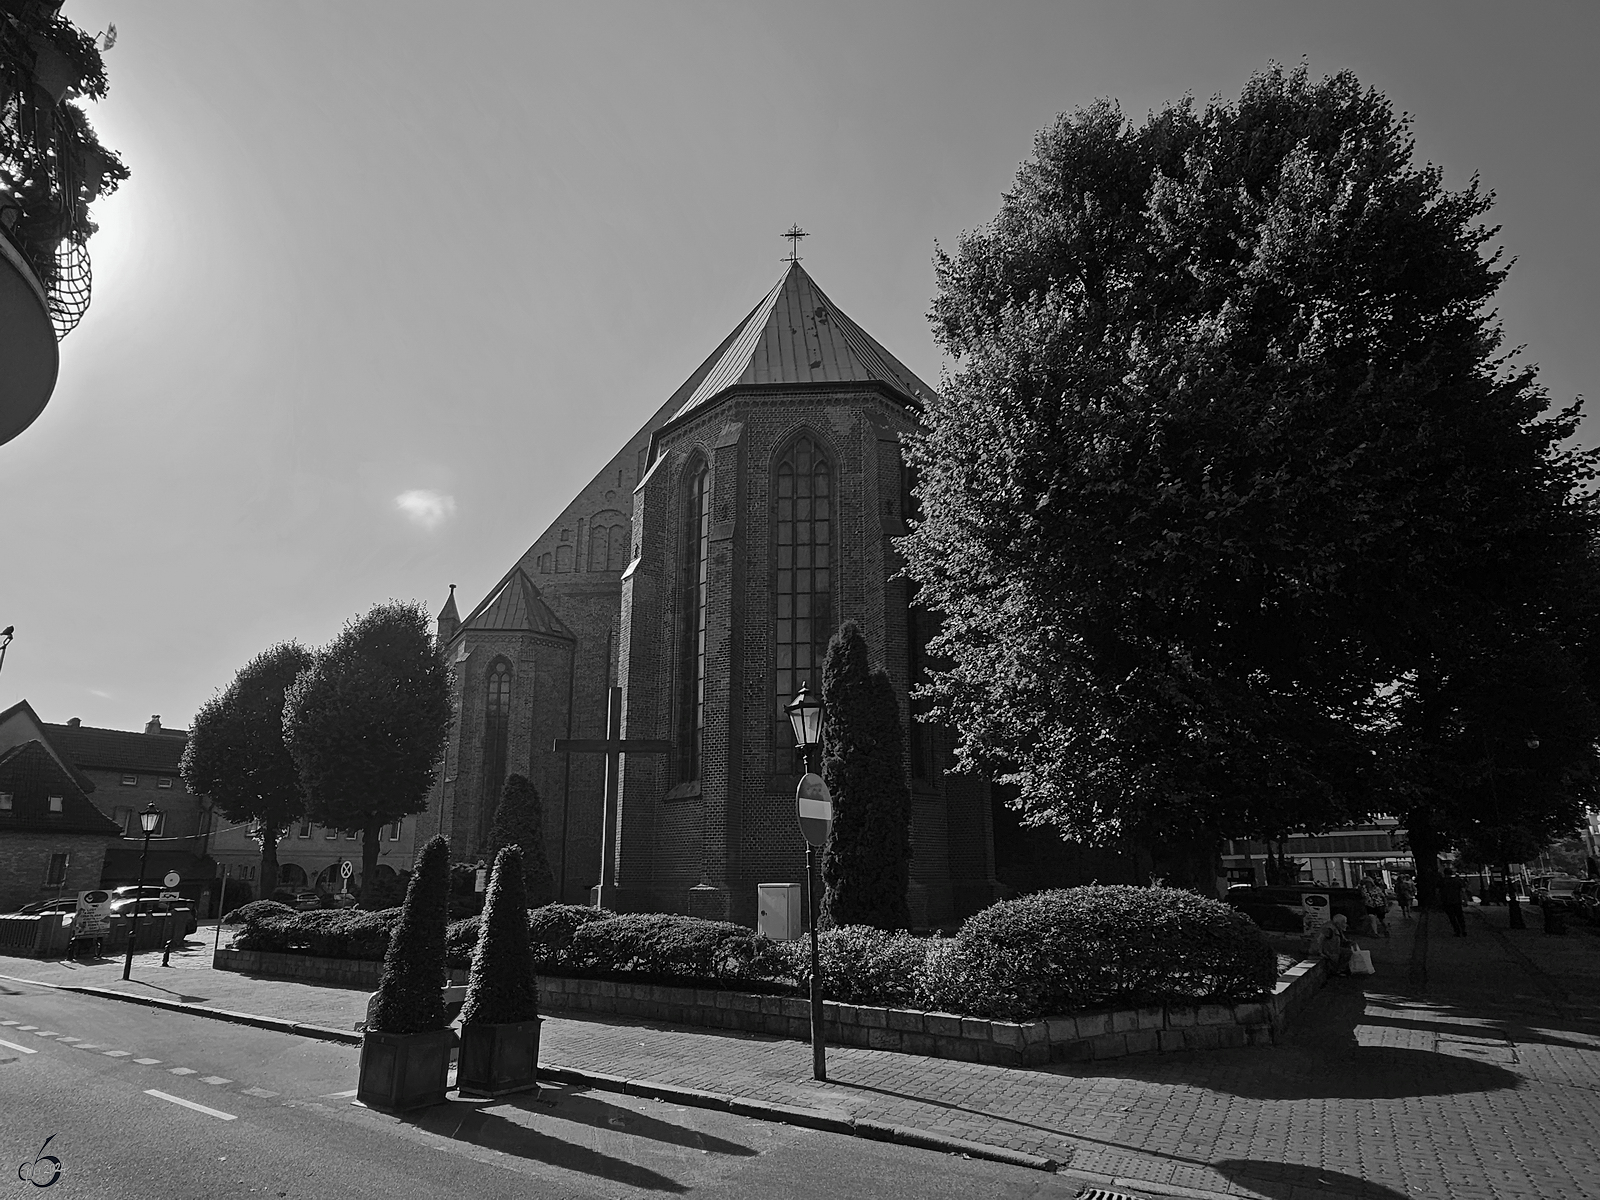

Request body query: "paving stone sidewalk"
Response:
[4, 908, 1598, 1200]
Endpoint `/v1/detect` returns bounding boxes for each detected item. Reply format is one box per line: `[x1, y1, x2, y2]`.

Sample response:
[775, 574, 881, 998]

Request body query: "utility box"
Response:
[758, 883, 803, 941]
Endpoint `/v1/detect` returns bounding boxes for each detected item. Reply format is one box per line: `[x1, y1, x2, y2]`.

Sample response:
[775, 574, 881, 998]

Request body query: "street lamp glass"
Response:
[138, 805, 161, 834]
[785, 683, 823, 749]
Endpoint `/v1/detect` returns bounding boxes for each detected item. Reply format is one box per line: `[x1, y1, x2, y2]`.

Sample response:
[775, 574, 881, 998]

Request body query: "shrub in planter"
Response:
[445, 915, 481, 969]
[919, 885, 1278, 1020]
[358, 835, 453, 1112]
[457, 846, 541, 1097]
[224, 899, 294, 927]
[566, 913, 757, 983]
[527, 903, 612, 971]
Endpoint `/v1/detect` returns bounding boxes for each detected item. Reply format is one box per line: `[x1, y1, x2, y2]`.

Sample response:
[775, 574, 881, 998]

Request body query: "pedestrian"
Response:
[1438, 867, 1469, 937]
[1395, 874, 1415, 920]
[1314, 914, 1354, 976]
[1360, 871, 1392, 937]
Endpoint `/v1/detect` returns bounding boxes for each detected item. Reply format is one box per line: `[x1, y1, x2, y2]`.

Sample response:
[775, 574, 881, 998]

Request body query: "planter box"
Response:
[456, 1019, 541, 1098]
[357, 1027, 454, 1112]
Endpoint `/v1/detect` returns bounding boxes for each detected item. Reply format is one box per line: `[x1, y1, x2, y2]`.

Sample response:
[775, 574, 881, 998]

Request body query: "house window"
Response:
[679, 456, 710, 781]
[0, 793, 11, 810]
[480, 658, 512, 840]
[345, 829, 357, 840]
[773, 434, 833, 770]
[389, 819, 402, 840]
[158, 777, 173, 789]
[325, 826, 338, 840]
[298, 818, 312, 838]
[121, 774, 137, 786]
[44, 853, 68, 887]
[47, 795, 63, 813]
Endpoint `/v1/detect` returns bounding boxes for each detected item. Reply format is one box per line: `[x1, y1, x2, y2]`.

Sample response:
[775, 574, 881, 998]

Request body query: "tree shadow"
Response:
[1212, 1159, 1410, 1200]
[406, 1103, 688, 1192]
[510, 1086, 757, 1157]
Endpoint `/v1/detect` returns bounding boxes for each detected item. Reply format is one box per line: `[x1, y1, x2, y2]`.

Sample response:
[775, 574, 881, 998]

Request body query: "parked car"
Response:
[1226, 885, 1368, 932]
[1573, 881, 1600, 924]
[9, 898, 79, 916]
[107, 891, 197, 935]
[1537, 877, 1586, 912]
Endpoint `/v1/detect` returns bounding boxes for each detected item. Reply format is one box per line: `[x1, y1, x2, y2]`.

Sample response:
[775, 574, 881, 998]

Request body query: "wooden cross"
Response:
[552, 685, 671, 907]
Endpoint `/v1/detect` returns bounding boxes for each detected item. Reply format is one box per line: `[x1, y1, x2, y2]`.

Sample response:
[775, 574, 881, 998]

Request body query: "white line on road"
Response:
[102, 1050, 131, 1057]
[168, 1067, 196, 1075]
[320, 1089, 358, 1098]
[17, 1025, 36, 1031]
[134, 1058, 161, 1065]
[73, 1044, 100, 1051]
[56, 1037, 80, 1043]
[241, 1088, 279, 1099]
[35, 1030, 60, 1037]
[0, 1020, 19, 1025]
[200, 1076, 232, 1086]
[144, 1089, 237, 1122]
[0, 1038, 39, 1055]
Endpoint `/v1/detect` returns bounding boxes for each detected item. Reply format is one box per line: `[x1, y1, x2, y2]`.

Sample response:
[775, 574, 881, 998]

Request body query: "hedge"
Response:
[230, 886, 1278, 1020]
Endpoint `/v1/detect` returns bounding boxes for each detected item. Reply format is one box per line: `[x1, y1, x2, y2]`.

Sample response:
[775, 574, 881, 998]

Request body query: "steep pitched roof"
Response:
[0, 740, 123, 836]
[458, 568, 575, 639]
[0, 699, 97, 792]
[672, 260, 937, 421]
[42, 721, 188, 775]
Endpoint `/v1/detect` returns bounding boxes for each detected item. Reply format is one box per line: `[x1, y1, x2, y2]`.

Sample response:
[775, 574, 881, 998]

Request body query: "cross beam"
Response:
[553, 685, 671, 907]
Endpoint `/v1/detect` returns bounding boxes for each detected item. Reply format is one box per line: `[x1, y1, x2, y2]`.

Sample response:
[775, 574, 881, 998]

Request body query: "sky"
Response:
[2, 1, 1596, 733]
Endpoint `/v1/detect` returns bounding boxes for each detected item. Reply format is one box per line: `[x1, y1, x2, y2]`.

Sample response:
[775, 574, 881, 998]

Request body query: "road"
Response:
[0, 980, 1080, 1200]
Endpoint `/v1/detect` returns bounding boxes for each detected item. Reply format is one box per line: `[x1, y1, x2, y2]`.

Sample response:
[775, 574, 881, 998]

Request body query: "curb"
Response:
[5, 973, 1058, 1173]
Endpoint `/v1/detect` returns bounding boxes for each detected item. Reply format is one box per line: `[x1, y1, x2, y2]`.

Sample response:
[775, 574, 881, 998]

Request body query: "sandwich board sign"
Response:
[1301, 892, 1331, 935]
[72, 890, 113, 938]
[795, 772, 833, 848]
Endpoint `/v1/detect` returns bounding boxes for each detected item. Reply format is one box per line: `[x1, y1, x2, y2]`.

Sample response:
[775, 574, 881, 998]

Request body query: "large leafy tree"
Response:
[819, 621, 913, 930]
[182, 642, 314, 897]
[283, 601, 453, 907]
[901, 63, 1598, 881]
[489, 774, 556, 907]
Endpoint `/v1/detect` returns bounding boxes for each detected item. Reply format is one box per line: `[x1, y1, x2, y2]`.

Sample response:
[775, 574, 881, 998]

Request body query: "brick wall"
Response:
[0, 832, 113, 911]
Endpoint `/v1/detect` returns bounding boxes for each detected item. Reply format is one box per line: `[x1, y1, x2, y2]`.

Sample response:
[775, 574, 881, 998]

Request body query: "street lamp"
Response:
[122, 804, 161, 981]
[785, 682, 828, 1081]
[0, 625, 13, 679]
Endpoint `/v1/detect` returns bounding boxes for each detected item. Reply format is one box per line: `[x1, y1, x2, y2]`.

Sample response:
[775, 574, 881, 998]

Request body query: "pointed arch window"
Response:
[680, 458, 711, 781]
[773, 434, 832, 769]
[480, 658, 512, 838]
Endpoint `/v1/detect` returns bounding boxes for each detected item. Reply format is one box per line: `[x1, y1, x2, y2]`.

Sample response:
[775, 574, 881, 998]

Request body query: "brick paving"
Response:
[4, 909, 1599, 1199]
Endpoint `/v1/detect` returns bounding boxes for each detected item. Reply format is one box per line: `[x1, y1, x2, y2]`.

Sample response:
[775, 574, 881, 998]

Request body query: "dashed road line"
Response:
[168, 1067, 196, 1076]
[0, 1038, 39, 1055]
[144, 1089, 236, 1122]
[0, 1020, 19, 1026]
[241, 1087, 278, 1099]
[57, 1036, 80, 1043]
[35, 1030, 60, 1037]
[102, 1050, 131, 1057]
[17, 1025, 37, 1031]
[134, 1058, 161, 1065]
[200, 1075, 232, 1086]
[73, 1043, 100, 1051]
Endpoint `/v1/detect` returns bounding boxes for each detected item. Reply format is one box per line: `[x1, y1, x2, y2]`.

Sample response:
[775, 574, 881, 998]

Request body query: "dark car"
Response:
[1226, 885, 1367, 933]
[108, 892, 197, 935]
[1537, 877, 1586, 911]
[10, 898, 79, 917]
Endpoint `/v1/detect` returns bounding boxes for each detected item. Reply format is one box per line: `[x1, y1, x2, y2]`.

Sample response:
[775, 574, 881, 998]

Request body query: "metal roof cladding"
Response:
[674, 260, 938, 420]
[459, 568, 574, 638]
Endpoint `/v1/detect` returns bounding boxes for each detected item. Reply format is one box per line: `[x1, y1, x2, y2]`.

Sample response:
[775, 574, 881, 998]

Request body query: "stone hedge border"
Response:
[215, 946, 1327, 1067]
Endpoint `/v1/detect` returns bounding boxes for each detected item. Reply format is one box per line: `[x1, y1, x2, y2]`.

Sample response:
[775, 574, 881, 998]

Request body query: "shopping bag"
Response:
[1349, 947, 1375, 975]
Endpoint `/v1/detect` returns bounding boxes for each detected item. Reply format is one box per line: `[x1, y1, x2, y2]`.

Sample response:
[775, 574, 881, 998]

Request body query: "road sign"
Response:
[340, 860, 354, 879]
[474, 862, 488, 894]
[159, 891, 180, 902]
[795, 772, 833, 848]
[163, 871, 181, 888]
[72, 890, 112, 938]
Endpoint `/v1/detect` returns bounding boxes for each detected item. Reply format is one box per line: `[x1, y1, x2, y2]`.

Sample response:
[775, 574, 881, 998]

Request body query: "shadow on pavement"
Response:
[406, 1103, 688, 1193]
[518, 1086, 757, 1156]
[1212, 1159, 1409, 1200]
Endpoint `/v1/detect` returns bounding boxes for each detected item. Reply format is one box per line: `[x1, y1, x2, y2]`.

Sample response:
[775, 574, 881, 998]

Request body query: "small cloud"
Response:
[88, 688, 113, 699]
[395, 489, 456, 530]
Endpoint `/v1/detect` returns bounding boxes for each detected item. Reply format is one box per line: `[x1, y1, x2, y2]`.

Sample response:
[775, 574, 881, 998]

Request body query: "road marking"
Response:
[17, 1025, 36, 1031]
[56, 1037, 80, 1043]
[144, 1089, 237, 1122]
[200, 1076, 232, 1086]
[102, 1050, 132, 1057]
[0, 1038, 39, 1055]
[35, 1030, 60, 1037]
[168, 1067, 196, 1076]
[134, 1058, 162, 1065]
[0, 1020, 19, 1026]
[242, 1087, 278, 1099]
[73, 1044, 100, 1051]
[320, 1089, 358, 1098]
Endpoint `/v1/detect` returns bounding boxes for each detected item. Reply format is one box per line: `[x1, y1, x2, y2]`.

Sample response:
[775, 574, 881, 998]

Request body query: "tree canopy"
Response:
[900, 63, 1599, 875]
[181, 641, 313, 898]
[282, 601, 453, 907]
[819, 621, 913, 930]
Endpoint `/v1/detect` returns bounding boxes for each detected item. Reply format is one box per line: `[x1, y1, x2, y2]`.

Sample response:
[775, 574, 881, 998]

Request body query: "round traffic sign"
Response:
[340, 860, 354, 878]
[795, 772, 833, 848]
[163, 871, 181, 888]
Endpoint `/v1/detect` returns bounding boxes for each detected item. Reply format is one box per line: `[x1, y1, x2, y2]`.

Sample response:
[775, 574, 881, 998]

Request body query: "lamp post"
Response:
[122, 804, 161, 981]
[0, 625, 13, 679]
[785, 683, 828, 1082]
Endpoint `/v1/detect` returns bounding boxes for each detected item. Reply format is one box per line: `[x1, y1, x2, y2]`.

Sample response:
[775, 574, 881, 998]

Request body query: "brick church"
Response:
[415, 258, 998, 926]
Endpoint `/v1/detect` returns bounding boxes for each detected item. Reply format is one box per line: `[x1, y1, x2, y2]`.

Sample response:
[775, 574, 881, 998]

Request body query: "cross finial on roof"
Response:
[782, 224, 808, 263]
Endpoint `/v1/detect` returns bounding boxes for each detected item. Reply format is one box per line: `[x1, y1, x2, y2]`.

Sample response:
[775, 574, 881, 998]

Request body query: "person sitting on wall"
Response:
[1313, 914, 1354, 976]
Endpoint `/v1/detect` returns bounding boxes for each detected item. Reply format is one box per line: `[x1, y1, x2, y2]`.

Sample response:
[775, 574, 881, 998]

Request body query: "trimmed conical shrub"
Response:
[368, 834, 450, 1034]
[489, 774, 557, 907]
[460, 845, 540, 1026]
[819, 621, 913, 931]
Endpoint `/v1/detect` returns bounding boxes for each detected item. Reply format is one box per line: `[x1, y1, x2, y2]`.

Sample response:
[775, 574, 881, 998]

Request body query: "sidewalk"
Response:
[4, 910, 1599, 1200]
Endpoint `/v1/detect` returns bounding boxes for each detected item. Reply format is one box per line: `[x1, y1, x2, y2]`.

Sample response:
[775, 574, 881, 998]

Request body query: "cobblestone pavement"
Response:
[4, 908, 1598, 1200]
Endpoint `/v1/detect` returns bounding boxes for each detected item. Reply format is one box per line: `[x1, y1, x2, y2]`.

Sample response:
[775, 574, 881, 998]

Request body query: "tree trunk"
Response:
[259, 827, 281, 902]
[361, 821, 382, 909]
[1407, 808, 1443, 909]
[1504, 860, 1525, 929]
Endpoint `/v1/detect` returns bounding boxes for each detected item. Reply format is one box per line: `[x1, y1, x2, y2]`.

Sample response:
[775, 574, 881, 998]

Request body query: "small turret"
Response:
[437, 584, 460, 646]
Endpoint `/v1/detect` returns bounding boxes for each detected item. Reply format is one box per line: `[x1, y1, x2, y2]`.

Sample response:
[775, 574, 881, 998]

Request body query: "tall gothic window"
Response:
[480, 658, 512, 833]
[680, 458, 711, 781]
[773, 435, 832, 770]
